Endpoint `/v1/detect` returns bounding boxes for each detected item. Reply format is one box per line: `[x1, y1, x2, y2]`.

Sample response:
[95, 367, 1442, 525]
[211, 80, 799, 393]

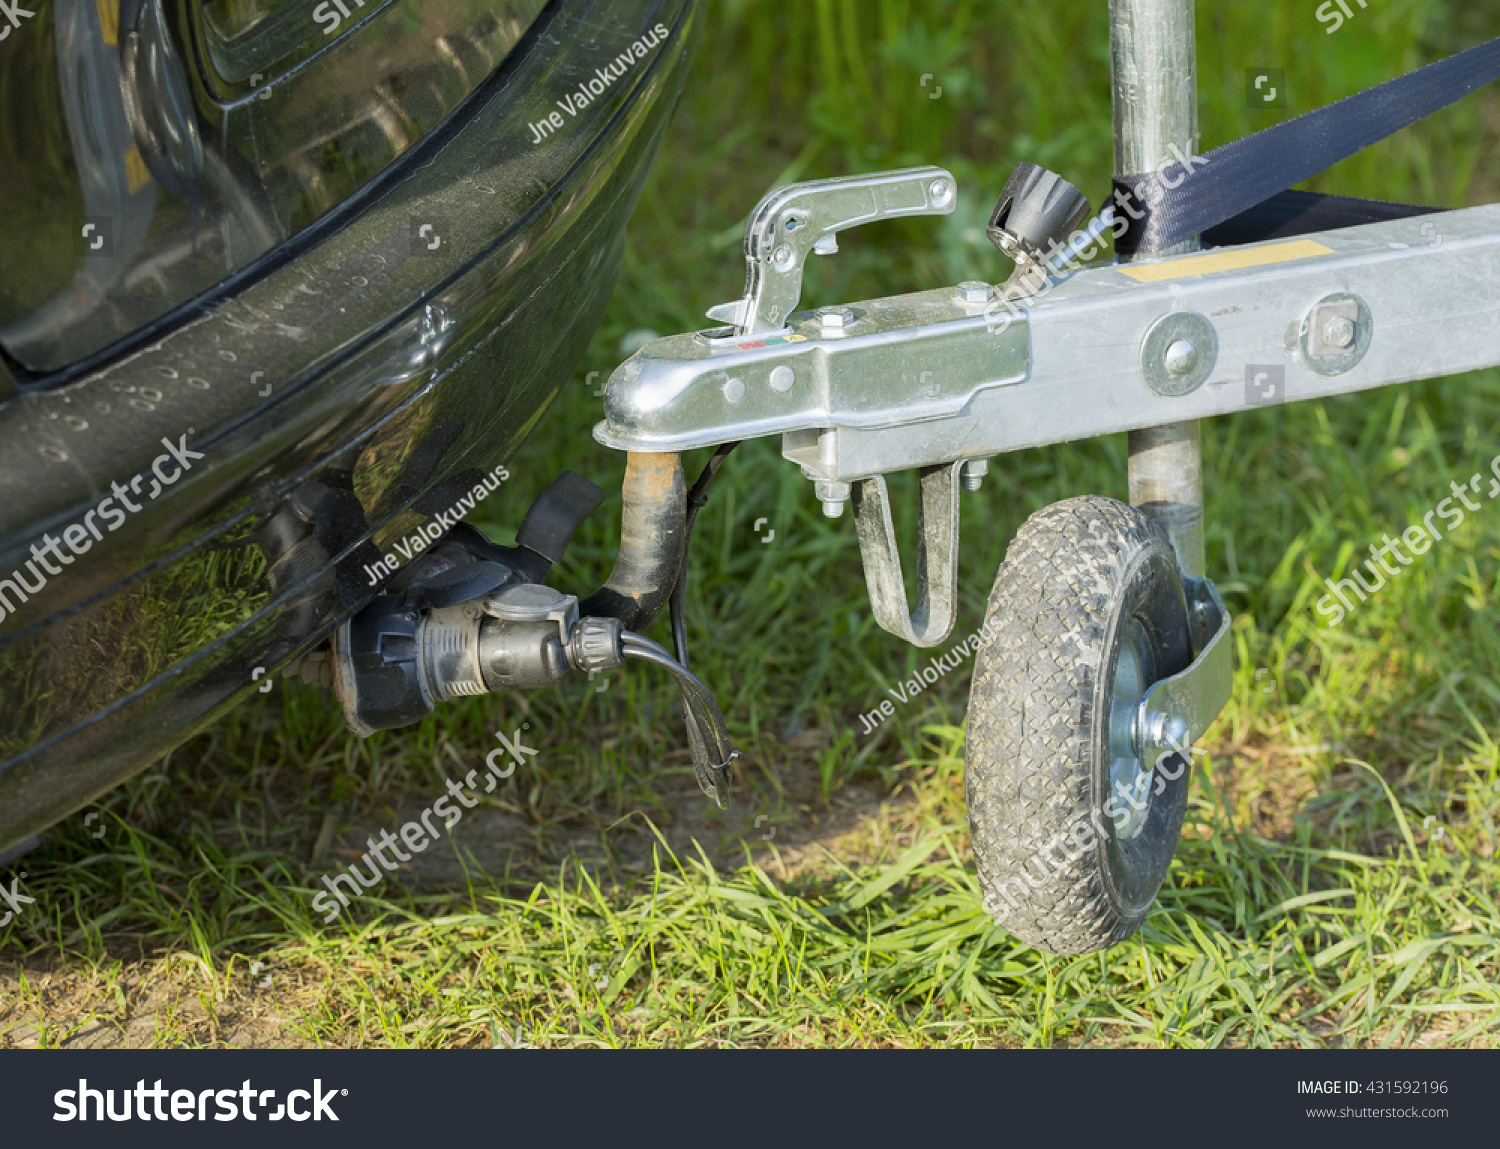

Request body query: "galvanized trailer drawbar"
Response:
[593, 0, 1500, 953]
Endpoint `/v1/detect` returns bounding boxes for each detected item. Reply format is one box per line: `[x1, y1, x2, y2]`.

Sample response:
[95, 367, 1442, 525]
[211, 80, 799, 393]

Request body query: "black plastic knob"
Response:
[987, 163, 1094, 271]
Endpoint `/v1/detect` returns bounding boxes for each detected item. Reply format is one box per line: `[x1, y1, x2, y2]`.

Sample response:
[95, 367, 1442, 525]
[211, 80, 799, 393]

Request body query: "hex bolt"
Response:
[815, 306, 856, 331]
[1322, 315, 1356, 349]
[953, 281, 991, 306]
[1163, 339, 1198, 378]
[960, 459, 989, 490]
[815, 479, 852, 518]
[1303, 297, 1368, 373]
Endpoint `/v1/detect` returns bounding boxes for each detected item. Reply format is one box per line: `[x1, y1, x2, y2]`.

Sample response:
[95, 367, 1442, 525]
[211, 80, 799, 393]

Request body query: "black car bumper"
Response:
[0, 0, 699, 852]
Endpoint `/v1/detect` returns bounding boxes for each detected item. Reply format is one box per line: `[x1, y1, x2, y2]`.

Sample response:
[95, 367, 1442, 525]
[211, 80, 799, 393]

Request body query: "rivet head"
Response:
[772, 244, 793, 267]
[1141, 311, 1216, 396]
[1164, 339, 1198, 377]
[722, 377, 746, 404]
[769, 365, 795, 392]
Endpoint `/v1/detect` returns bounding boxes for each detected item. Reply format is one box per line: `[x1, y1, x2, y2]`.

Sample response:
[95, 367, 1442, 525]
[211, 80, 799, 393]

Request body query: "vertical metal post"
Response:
[1110, 0, 1205, 579]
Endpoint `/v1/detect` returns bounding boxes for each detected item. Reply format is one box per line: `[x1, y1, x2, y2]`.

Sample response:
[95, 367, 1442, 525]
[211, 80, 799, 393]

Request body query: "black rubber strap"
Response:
[1114, 35, 1500, 255]
[1202, 189, 1440, 248]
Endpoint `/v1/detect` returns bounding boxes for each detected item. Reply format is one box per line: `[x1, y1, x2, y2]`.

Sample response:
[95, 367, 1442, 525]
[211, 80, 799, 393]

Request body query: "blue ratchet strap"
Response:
[1114, 35, 1500, 256]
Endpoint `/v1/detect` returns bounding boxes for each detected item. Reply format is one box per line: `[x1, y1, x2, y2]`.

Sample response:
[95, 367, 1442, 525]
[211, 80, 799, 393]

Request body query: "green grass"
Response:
[3, 0, 1500, 1048]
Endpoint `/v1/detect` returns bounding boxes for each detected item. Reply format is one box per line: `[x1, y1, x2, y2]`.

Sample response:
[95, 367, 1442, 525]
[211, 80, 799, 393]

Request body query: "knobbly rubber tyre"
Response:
[965, 495, 1195, 955]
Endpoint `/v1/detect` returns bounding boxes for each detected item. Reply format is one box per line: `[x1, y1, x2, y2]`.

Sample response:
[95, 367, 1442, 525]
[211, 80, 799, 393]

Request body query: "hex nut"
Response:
[954, 281, 991, 306]
[815, 479, 852, 519]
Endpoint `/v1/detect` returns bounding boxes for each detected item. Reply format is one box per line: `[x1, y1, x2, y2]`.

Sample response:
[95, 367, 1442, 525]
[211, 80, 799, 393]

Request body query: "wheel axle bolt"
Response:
[1139, 710, 1191, 760]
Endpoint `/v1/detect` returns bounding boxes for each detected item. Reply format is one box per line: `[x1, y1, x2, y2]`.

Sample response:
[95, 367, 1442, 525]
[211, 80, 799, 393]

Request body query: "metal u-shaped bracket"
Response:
[850, 460, 963, 648]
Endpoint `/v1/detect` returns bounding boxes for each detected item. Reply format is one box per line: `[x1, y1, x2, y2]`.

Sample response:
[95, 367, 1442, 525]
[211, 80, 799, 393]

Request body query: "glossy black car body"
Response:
[0, 0, 699, 853]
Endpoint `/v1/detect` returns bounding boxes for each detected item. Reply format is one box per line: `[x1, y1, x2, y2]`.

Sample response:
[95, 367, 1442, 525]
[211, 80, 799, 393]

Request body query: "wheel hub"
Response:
[1107, 617, 1155, 839]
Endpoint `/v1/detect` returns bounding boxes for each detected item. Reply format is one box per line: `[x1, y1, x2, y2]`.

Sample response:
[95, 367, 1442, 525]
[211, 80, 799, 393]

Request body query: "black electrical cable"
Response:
[620, 635, 732, 742]
[621, 630, 738, 808]
[669, 442, 739, 669]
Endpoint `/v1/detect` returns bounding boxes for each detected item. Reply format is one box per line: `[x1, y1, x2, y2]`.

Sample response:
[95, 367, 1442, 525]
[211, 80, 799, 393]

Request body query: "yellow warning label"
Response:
[96, 0, 118, 44]
[124, 145, 151, 195]
[1119, 238, 1335, 283]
